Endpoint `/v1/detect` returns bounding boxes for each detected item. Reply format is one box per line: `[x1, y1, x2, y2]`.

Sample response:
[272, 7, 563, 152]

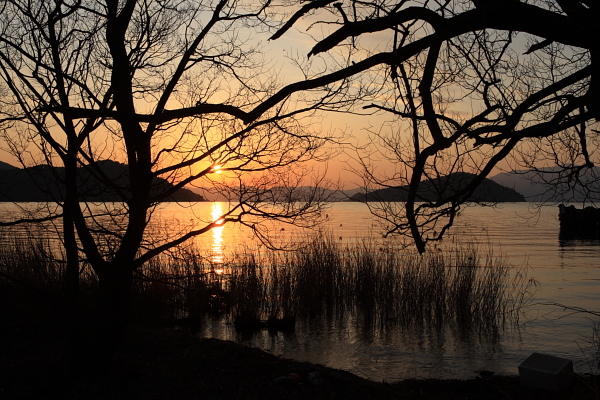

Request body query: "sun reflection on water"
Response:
[211, 202, 224, 270]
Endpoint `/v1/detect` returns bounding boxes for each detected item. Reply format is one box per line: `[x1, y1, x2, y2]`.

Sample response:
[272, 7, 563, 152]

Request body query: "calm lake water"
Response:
[187, 202, 600, 381]
[2, 201, 599, 381]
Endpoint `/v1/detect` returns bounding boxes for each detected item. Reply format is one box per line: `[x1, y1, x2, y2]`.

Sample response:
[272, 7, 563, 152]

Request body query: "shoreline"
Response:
[1, 326, 598, 399]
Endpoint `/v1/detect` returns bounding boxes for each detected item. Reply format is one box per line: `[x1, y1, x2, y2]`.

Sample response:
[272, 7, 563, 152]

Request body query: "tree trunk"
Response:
[62, 151, 83, 371]
[61, 207, 82, 372]
[65, 265, 133, 376]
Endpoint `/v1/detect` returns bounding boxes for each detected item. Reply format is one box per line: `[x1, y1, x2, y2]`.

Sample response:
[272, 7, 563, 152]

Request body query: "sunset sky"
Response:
[0, 2, 542, 190]
[0, 14, 399, 189]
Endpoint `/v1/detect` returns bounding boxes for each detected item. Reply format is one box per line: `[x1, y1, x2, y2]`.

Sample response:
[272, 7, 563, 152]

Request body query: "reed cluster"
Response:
[0, 236, 65, 296]
[221, 234, 538, 335]
[0, 236, 70, 338]
[0, 232, 538, 337]
[579, 319, 600, 375]
[131, 246, 229, 324]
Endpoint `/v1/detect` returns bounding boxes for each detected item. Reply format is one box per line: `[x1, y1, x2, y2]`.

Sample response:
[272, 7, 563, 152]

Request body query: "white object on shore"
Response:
[518, 352, 573, 391]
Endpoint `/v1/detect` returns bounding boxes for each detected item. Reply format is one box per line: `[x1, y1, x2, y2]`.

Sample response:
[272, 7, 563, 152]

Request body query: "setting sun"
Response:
[2, 0, 599, 392]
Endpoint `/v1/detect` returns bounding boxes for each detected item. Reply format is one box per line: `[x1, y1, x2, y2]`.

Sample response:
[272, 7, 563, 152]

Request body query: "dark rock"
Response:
[233, 314, 262, 333]
[266, 315, 296, 333]
[558, 204, 600, 239]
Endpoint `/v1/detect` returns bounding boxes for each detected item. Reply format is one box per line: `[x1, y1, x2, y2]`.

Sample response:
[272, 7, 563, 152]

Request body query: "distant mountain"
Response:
[0, 161, 17, 170]
[186, 186, 366, 202]
[336, 187, 366, 200]
[270, 186, 367, 202]
[349, 172, 525, 203]
[490, 167, 600, 202]
[0, 160, 204, 202]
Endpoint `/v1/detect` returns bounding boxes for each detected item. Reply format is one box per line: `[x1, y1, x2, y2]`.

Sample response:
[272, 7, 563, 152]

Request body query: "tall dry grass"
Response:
[0, 232, 538, 336]
[218, 233, 538, 335]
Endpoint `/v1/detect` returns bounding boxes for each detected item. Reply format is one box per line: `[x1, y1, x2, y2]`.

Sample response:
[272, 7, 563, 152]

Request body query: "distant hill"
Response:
[490, 167, 600, 202]
[186, 185, 366, 202]
[0, 161, 17, 170]
[349, 172, 525, 203]
[269, 186, 367, 202]
[0, 160, 204, 202]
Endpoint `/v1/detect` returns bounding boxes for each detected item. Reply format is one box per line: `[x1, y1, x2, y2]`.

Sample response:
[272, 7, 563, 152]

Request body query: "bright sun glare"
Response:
[211, 202, 224, 266]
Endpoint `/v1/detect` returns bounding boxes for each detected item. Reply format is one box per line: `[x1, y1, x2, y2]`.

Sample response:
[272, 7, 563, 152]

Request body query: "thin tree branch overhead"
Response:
[273, 0, 599, 252]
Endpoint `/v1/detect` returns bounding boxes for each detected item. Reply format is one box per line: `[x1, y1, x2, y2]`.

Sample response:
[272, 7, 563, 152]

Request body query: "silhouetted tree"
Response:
[274, 0, 600, 252]
[2, 0, 599, 374]
[0, 0, 362, 372]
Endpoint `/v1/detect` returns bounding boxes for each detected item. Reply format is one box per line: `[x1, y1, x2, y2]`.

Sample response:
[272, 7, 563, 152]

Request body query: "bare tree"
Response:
[2, 0, 598, 372]
[0, 0, 366, 371]
[273, 0, 600, 253]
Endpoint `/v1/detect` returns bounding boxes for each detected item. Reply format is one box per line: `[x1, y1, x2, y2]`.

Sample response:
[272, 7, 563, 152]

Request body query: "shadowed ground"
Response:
[1, 323, 599, 400]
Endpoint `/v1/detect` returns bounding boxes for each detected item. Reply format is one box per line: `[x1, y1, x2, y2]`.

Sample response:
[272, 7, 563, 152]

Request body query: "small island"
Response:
[349, 172, 525, 203]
